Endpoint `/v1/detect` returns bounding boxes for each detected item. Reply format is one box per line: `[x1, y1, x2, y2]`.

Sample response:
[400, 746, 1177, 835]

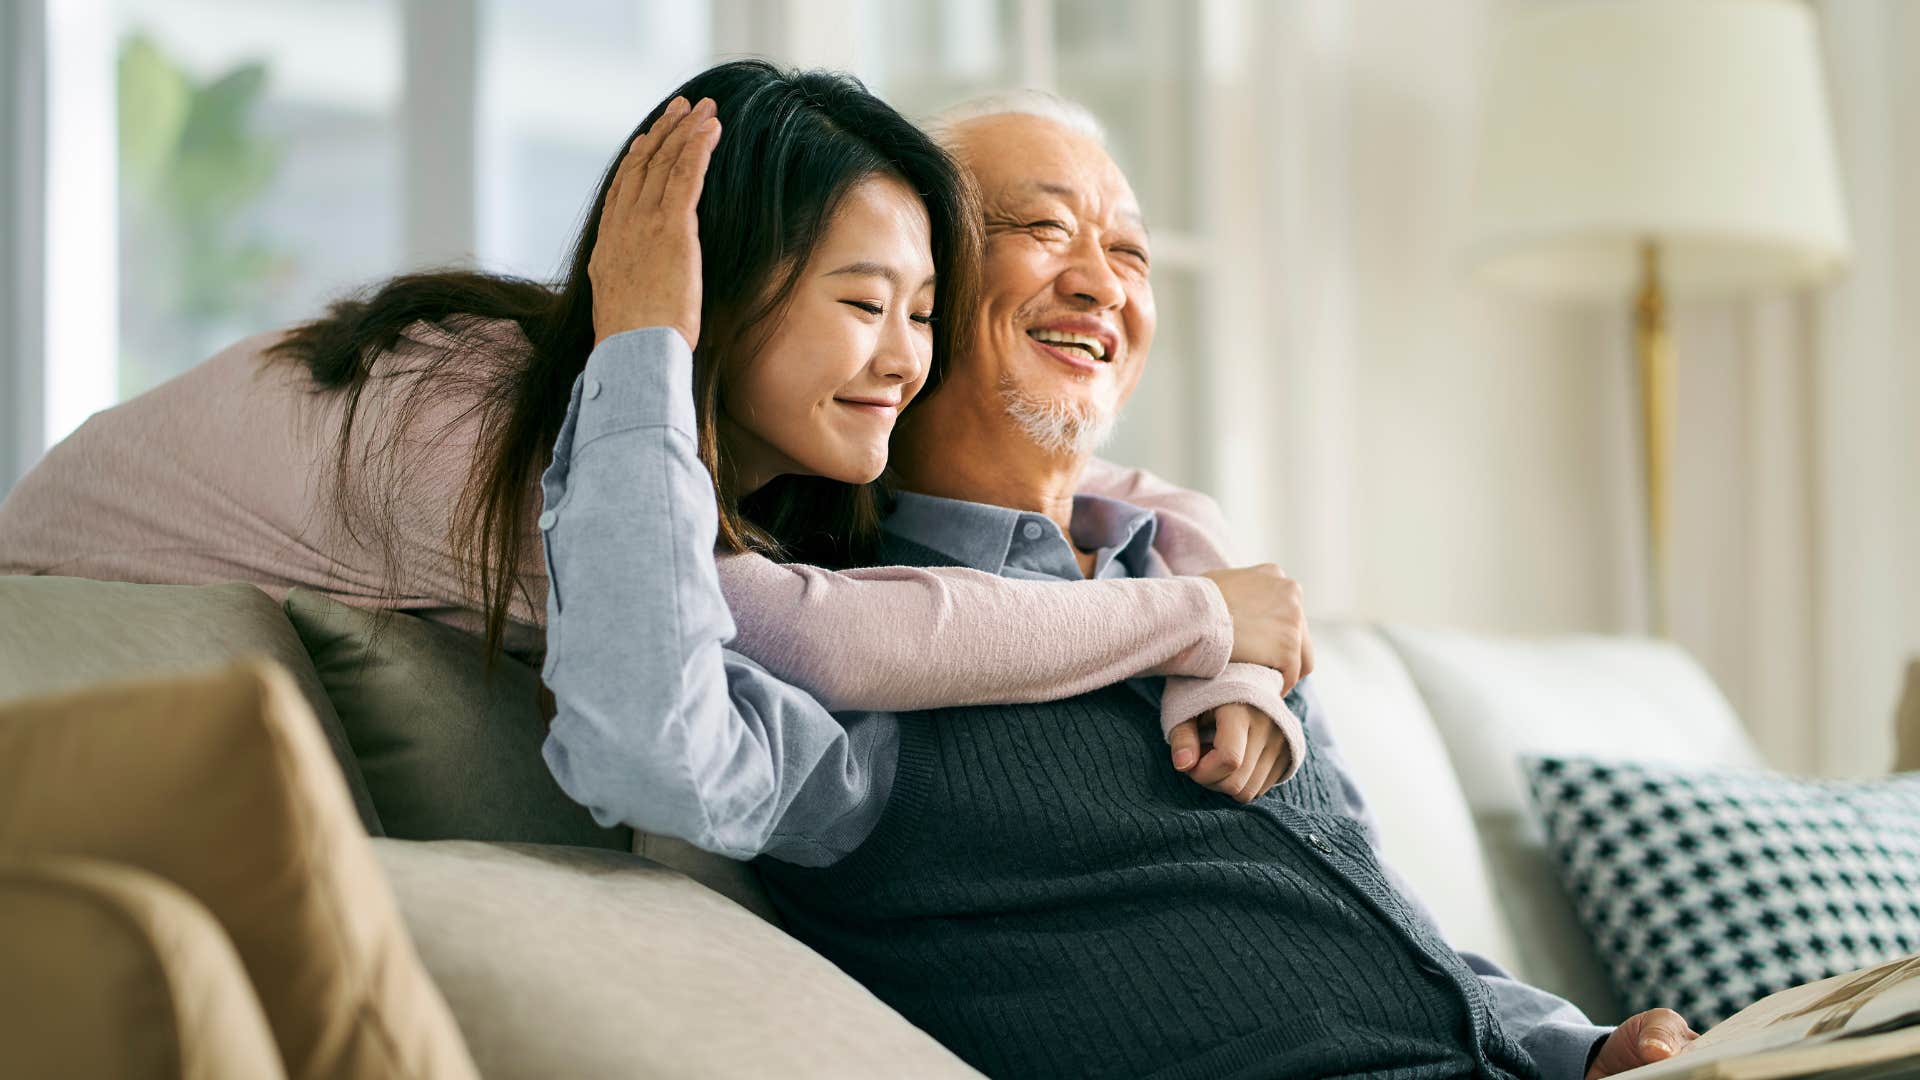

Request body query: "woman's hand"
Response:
[1200, 565, 1314, 692]
[1170, 703, 1292, 802]
[588, 96, 722, 350]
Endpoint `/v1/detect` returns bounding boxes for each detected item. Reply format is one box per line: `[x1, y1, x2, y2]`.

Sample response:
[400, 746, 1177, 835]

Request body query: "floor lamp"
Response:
[1468, 0, 1850, 634]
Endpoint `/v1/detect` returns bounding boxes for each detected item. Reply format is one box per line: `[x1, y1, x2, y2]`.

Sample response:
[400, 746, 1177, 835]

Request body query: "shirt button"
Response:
[1021, 521, 1045, 541]
[585, 378, 602, 399]
[537, 510, 558, 530]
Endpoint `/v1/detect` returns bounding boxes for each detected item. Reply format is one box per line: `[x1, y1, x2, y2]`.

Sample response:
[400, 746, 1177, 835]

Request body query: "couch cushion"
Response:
[1527, 756, 1920, 1028]
[0, 855, 287, 1080]
[1382, 626, 1761, 1023]
[632, 831, 781, 923]
[0, 575, 380, 832]
[0, 661, 479, 1080]
[1383, 627, 1761, 817]
[282, 589, 628, 851]
[376, 839, 981, 1079]
[1306, 623, 1521, 969]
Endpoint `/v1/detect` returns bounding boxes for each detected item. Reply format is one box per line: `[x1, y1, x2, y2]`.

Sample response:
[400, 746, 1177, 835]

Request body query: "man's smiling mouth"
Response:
[1027, 328, 1109, 362]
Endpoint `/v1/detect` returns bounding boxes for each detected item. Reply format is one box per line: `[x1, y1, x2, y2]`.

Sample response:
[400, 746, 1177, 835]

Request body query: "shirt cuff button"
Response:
[1021, 521, 1045, 540]
[538, 510, 558, 530]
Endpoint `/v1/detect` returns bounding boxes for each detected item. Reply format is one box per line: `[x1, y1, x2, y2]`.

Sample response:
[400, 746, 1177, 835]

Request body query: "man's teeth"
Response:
[1029, 329, 1107, 361]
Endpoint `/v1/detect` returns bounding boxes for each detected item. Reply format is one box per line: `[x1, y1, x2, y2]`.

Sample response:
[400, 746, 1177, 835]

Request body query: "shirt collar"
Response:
[884, 490, 1160, 582]
[1072, 493, 1160, 578]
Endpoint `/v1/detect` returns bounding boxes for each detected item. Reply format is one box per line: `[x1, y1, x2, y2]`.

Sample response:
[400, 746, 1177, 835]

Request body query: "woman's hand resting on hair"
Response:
[588, 96, 722, 350]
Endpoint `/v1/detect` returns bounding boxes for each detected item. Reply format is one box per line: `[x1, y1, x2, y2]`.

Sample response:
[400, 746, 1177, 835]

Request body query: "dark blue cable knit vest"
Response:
[756, 536, 1542, 1080]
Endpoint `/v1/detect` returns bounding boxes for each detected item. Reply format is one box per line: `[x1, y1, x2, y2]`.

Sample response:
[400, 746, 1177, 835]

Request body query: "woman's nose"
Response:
[873, 316, 926, 381]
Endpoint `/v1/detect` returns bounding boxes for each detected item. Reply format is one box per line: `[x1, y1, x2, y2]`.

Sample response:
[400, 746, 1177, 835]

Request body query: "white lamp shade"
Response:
[1470, 0, 1851, 299]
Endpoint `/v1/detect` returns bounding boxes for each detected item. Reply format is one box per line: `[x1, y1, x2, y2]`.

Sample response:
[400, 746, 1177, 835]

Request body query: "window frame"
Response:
[4, 0, 47, 493]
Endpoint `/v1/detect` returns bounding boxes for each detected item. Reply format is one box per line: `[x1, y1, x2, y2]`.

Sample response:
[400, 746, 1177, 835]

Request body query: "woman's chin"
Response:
[832, 465, 888, 486]
[816, 451, 888, 486]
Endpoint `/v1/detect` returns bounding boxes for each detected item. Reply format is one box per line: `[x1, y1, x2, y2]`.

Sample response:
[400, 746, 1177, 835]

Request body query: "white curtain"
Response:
[1210, 0, 1918, 777]
[1661, 0, 1918, 777]
[1211, 0, 1637, 635]
[1675, 0, 1920, 777]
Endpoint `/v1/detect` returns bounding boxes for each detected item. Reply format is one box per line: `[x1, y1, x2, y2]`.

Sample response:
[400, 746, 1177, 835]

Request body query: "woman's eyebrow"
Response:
[825, 261, 937, 289]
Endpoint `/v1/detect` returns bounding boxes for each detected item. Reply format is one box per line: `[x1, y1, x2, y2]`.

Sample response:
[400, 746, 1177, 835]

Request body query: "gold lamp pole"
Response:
[1471, 3, 1850, 638]
[1634, 240, 1673, 635]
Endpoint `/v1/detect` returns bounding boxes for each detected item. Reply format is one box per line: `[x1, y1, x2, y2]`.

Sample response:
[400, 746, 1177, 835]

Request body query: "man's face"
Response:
[947, 114, 1156, 454]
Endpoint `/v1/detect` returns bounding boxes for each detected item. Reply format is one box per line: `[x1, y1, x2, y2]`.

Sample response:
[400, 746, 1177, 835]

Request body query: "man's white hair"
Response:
[930, 90, 1120, 459]
[924, 90, 1108, 148]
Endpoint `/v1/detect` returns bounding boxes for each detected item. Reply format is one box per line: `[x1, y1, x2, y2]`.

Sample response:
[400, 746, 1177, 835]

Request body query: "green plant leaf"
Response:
[178, 62, 269, 158]
[117, 33, 191, 201]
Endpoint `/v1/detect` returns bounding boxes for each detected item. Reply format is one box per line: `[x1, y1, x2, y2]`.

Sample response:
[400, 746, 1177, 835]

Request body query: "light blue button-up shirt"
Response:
[537, 327, 1611, 1079]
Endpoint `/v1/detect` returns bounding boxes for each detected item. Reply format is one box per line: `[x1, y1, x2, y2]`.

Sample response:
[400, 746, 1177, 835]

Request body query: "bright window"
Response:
[9, 0, 1237, 497]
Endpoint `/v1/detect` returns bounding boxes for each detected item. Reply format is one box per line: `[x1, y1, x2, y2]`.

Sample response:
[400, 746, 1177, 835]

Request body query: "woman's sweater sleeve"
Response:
[1079, 458, 1304, 782]
[719, 554, 1231, 713]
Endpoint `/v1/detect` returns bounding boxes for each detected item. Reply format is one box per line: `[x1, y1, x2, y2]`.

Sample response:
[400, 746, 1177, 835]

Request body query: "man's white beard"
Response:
[998, 374, 1117, 456]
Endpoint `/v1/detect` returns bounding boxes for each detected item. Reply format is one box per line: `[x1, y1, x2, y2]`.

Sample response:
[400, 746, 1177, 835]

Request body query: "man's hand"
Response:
[1586, 1009, 1698, 1079]
[1168, 703, 1292, 802]
[588, 96, 722, 350]
[1199, 565, 1313, 692]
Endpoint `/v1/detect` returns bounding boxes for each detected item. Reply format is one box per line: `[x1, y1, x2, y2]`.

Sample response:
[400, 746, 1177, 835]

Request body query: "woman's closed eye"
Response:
[844, 299, 935, 325]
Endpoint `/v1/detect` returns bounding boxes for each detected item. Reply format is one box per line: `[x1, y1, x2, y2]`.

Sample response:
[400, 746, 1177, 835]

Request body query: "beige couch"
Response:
[0, 574, 1763, 1075]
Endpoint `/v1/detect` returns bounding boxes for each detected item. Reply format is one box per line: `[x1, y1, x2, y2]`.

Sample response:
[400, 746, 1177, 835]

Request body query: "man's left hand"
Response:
[1586, 1009, 1699, 1078]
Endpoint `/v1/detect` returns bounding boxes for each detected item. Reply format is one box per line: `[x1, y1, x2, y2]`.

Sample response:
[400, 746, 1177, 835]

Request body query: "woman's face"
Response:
[719, 174, 936, 492]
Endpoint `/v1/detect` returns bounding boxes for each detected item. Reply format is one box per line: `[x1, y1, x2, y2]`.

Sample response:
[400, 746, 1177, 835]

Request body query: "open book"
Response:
[1616, 953, 1920, 1079]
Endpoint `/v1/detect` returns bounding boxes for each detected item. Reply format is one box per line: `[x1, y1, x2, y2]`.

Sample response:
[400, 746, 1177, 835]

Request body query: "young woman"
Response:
[0, 61, 1307, 800]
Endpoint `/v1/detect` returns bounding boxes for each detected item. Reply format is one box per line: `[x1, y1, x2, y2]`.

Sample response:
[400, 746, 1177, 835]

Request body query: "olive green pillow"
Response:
[281, 589, 629, 851]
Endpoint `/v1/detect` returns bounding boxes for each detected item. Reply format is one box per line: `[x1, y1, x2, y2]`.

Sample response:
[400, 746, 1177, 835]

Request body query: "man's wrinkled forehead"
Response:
[949, 114, 1144, 227]
[1006, 179, 1146, 233]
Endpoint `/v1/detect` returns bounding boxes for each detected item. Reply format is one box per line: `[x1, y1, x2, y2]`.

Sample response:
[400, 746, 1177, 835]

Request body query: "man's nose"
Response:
[1056, 234, 1126, 310]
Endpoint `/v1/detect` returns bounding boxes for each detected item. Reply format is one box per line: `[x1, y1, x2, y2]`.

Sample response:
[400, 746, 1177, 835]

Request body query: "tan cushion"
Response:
[377, 839, 981, 1080]
[632, 831, 781, 924]
[0, 660, 478, 1080]
[0, 575, 381, 832]
[0, 855, 286, 1080]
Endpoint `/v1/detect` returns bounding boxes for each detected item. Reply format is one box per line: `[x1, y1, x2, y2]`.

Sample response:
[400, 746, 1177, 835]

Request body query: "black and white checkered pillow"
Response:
[1522, 757, 1920, 1027]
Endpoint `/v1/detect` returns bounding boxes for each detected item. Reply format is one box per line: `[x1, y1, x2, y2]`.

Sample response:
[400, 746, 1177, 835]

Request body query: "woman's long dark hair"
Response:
[268, 59, 981, 661]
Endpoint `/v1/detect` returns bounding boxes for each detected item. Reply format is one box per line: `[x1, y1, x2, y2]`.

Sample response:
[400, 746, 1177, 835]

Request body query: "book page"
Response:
[1609, 953, 1920, 1079]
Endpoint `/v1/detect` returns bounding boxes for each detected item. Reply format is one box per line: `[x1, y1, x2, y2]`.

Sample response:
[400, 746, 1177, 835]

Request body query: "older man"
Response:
[880, 95, 1694, 1078]
[542, 91, 1697, 1078]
